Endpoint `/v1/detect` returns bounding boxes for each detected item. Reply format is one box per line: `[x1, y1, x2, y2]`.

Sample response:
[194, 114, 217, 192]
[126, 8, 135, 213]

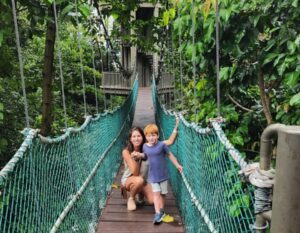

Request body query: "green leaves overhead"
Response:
[290, 93, 300, 106]
[163, 8, 176, 26]
[61, 3, 91, 19]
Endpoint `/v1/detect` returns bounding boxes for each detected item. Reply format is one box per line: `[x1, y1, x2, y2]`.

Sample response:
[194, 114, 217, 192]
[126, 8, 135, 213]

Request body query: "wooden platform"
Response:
[96, 169, 185, 233]
[132, 86, 155, 128]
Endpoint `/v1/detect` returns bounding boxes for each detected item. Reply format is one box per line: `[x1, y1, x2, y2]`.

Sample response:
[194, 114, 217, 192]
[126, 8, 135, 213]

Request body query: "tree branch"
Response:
[227, 94, 253, 112]
[258, 67, 273, 125]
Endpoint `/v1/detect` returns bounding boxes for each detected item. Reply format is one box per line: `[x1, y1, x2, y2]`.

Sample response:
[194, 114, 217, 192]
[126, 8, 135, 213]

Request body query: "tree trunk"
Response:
[258, 67, 273, 125]
[40, 4, 56, 136]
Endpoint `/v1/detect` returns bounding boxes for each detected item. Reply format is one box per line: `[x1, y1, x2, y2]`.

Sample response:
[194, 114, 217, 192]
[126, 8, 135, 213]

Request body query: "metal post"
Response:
[255, 123, 285, 233]
[271, 126, 300, 233]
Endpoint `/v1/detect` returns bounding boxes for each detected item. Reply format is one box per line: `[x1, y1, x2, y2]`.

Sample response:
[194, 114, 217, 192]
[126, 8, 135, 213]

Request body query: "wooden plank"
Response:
[104, 204, 179, 214]
[106, 198, 177, 206]
[97, 222, 184, 233]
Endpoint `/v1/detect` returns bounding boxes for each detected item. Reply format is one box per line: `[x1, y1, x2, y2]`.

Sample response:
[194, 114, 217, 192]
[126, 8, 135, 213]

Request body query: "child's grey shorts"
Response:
[151, 180, 168, 194]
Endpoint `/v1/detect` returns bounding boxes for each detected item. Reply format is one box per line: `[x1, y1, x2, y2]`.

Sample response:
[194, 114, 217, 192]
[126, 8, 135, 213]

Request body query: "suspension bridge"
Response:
[0, 78, 256, 233]
[1, 0, 300, 233]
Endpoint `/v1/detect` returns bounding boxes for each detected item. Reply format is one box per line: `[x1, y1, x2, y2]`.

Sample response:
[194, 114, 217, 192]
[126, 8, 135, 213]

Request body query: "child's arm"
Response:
[167, 151, 183, 173]
[163, 117, 179, 146]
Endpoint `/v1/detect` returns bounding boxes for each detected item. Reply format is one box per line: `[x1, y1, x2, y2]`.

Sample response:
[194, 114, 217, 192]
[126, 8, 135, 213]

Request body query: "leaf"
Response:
[229, 202, 241, 217]
[287, 41, 296, 54]
[242, 194, 250, 207]
[111, 13, 119, 20]
[163, 11, 169, 26]
[162, 214, 174, 223]
[290, 92, 300, 106]
[0, 31, 3, 46]
[219, 67, 230, 81]
[196, 79, 207, 91]
[220, 8, 231, 22]
[262, 53, 277, 65]
[253, 15, 260, 27]
[230, 64, 237, 78]
[273, 53, 285, 66]
[44, 0, 53, 4]
[169, 8, 176, 20]
[78, 4, 90, 18]
[264, 39, 276, 52]
[202, 0, 211, 20]
[61, 4, 74, 16]
[285, 72, 300, 88]
[292, 0, 298, 7]
[111, 183, 119, 189]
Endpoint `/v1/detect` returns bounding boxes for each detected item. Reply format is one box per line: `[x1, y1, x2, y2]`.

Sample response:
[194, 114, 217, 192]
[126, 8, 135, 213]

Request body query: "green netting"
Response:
[153, 85, 255, 233]
[0, 79, 138, 233]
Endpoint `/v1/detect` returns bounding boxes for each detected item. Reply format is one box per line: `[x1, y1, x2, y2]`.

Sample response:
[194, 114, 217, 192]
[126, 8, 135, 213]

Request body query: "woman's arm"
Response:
[163, 116, 179, 146]
[122, 149, 140, 176]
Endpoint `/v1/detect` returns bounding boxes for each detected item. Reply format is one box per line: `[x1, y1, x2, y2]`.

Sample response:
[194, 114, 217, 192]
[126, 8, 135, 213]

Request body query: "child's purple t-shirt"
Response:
[143, 141, 170, 183]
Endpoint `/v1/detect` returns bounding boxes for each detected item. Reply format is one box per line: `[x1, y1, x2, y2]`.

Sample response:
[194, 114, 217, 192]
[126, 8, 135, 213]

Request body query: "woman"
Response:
[121, 118, 179, 211]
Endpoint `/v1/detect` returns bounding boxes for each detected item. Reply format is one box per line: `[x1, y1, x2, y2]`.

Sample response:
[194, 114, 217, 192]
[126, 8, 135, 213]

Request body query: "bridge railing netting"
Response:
[153, 85, 255, 233]
[0, 79, 138, 233]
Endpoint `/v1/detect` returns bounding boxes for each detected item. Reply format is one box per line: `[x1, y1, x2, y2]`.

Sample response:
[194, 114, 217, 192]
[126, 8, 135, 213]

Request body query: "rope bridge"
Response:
[0, 80, 138, 233]
[153, 85, 255, 233]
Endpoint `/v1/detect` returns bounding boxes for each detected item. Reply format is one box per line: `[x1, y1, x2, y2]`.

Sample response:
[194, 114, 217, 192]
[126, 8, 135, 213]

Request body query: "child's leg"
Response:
[160, 180, 168, 212]
[161, 194, 166, 210]
[153, 191, 162, 213]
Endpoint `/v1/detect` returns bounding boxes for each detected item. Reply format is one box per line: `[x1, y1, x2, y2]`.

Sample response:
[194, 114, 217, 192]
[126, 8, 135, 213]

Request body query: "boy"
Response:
[142, 123, 183, 224]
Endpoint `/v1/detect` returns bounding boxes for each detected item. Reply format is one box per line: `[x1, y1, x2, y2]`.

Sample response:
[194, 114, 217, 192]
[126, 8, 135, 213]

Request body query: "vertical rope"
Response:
[171, 26, 176, 109]
[53, 1, 68, 129]
[215, 0, 221, 117]
[178, 3, 183, 107]
[192, 0, 197, 123]
[91, 38, 99, 114]
[74, 0, 87, 116]
[96, 33, 106, 110]
[167, 26, 171, 108]
[11, 0, 30, 128]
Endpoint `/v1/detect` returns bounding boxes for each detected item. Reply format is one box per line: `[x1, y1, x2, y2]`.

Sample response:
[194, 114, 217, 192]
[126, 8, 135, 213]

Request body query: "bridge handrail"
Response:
[152, 79, 255, 233]
[0, 76, 138, 233]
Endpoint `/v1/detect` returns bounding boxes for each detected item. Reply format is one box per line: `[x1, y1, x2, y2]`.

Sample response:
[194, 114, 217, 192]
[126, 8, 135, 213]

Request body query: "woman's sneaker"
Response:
[127, 197, 136, 211]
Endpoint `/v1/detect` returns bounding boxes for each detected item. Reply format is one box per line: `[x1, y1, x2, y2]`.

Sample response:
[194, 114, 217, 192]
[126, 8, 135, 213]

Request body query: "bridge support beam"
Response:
[271, 126, 300, 233]
[256, 124, 300, 233]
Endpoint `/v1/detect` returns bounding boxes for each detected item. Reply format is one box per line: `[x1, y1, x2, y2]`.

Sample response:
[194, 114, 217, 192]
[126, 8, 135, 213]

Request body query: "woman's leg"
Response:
[142, 183, 154, 204]
[125, 176, 144, 211]
[125, 176, 144, 197]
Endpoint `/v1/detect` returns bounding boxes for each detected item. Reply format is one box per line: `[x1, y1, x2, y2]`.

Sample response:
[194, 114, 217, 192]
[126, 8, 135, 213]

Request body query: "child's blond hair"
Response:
[144, 124, 159, 136]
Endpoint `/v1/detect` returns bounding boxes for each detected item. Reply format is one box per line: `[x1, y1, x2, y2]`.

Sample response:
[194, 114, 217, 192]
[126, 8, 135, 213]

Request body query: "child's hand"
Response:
[131, 152, 139, 161]
[176, 165, 183, 173]
[131, 152, 145, 161]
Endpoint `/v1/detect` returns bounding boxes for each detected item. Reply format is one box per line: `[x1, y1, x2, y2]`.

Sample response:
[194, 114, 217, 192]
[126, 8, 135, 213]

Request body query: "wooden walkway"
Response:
[96, 87, 185, 233]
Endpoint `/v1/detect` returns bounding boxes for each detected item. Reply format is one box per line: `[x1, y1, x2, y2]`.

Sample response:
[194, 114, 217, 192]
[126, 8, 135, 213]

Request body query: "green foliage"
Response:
[164, 0, 300, 161]
[0, 2, 107, 166]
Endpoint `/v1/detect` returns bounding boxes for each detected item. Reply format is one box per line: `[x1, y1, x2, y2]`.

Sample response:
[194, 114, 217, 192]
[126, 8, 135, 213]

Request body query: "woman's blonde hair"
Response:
[144, 124, 159, 135]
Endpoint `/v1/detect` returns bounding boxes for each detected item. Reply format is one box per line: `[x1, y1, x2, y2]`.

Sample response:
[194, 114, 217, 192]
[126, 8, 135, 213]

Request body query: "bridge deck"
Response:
[96, 86, 185, 233]
[96, 169, 185, 233]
